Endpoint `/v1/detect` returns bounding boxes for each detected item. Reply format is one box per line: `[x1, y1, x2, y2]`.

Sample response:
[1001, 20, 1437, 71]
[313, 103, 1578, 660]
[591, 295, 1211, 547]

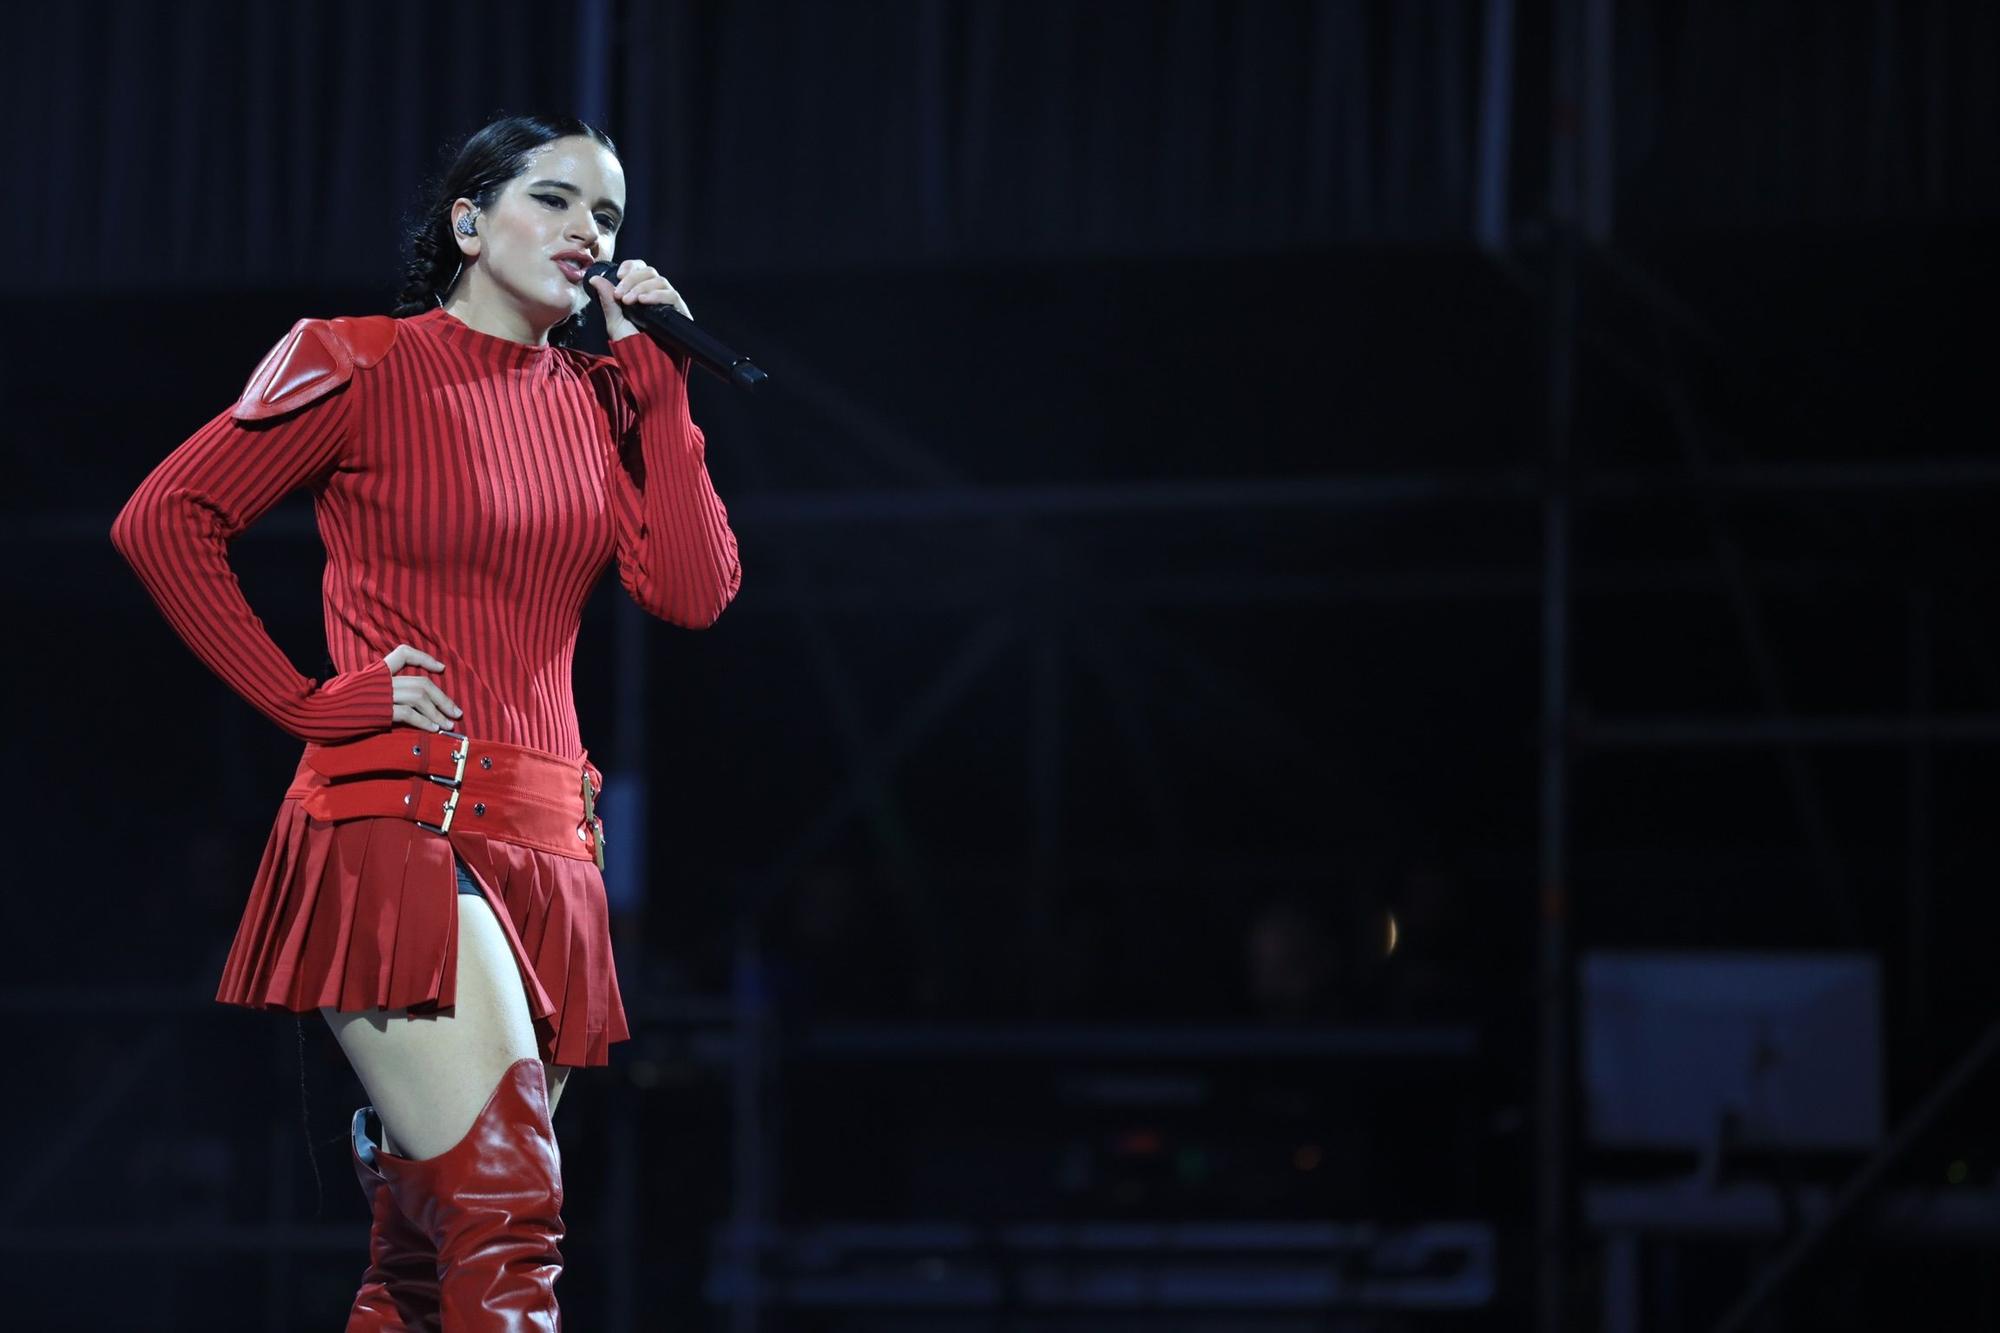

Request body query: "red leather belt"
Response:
[285, 729, 606, 868]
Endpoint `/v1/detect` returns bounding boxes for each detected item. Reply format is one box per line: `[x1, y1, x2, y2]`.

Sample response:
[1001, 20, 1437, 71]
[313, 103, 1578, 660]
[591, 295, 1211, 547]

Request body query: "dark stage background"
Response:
[5, 1, 2000, 1330]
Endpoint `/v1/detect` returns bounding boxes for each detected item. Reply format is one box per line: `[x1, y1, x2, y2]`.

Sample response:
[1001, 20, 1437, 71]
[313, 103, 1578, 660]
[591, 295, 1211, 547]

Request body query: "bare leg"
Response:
[373, 1064, 574, 1157]
[323, 894, 552, 1159]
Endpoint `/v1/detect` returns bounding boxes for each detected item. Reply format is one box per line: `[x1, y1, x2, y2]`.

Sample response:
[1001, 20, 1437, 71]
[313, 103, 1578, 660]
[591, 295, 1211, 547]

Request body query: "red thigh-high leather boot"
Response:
[371, 1057, 565, 1332]
[347, 1107, 443, 1331]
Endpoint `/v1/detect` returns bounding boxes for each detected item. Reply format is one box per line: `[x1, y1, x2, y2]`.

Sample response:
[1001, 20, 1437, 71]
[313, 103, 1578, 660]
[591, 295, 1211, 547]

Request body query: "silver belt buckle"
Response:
[414, 731, 470, 835]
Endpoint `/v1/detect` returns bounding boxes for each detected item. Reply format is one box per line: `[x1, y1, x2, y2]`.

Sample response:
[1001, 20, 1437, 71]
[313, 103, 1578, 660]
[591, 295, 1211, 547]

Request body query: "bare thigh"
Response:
[323, 892, 575, 1160]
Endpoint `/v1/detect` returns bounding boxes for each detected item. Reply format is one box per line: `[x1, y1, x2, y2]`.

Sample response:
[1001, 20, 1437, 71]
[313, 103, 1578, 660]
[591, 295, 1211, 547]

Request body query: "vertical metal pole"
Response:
[267, 1075, 294, 1332]
[729, 915, 770, 1333]
[572, 0, 610, 125]
[1342, 0, 1374, 235]
[1028, 622, 1064, 1016]
[1474, 0, 1516, 253]
[1581, 0, 1615, 242]
[916, 0, 949, 255]
[1535, 302, 1576, 1333]
[1906, 588, 1933, 1063]
[1539, 0, 1583, 1329]
[601, 1061, 639, 1331]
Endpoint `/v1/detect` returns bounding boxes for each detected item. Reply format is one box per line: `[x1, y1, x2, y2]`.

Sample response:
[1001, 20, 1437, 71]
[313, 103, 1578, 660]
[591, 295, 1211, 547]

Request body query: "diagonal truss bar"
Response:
[742, 614, 1016, 923]
[3, 1026, 176, 1213]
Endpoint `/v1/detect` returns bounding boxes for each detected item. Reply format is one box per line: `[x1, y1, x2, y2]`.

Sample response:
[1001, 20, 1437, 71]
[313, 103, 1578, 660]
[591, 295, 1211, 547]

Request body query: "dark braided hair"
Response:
[393, 112, 621, 348]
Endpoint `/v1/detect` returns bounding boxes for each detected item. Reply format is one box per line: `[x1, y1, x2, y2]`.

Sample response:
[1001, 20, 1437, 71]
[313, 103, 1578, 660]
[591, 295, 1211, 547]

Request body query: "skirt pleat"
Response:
[451, 831, 629, 1068]
[215, 797, 629, 1068]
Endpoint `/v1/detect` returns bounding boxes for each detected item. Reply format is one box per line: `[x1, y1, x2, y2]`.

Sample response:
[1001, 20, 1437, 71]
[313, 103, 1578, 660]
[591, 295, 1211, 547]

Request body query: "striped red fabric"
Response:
[111, 305, 742, 755]
[109, 307, 743, 1064]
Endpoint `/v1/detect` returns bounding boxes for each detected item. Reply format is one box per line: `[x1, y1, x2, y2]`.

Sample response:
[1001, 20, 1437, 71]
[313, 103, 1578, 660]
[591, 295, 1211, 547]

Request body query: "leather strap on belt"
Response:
[285, 730, 607, 867]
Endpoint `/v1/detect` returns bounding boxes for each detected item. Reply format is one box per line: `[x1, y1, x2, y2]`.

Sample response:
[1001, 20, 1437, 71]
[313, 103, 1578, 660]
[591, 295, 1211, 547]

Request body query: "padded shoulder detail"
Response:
[328, 314, 399, 367]
[231, 315, 400, 422]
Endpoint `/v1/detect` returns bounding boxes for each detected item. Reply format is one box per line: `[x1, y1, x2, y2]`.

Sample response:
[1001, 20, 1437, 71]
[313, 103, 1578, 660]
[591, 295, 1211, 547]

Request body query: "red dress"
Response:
[110, 306, 742, 1067]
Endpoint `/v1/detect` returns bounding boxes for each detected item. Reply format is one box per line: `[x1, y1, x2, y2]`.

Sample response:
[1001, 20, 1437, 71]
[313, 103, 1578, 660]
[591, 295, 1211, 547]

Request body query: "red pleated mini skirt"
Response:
[214, 729, 630, 1068]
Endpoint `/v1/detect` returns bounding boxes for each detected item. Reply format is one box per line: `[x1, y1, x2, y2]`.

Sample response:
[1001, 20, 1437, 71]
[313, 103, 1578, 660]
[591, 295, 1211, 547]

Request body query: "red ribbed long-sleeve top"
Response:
[111, 307, 742, 760]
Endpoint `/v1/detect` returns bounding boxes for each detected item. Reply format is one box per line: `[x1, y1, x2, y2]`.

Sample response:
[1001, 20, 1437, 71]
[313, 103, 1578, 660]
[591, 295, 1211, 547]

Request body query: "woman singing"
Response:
[109, 112, 741, 1329]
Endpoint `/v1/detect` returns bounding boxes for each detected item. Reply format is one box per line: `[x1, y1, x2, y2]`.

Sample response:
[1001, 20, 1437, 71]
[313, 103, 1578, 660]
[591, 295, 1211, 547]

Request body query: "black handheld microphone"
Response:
[584, 261, 768, 390]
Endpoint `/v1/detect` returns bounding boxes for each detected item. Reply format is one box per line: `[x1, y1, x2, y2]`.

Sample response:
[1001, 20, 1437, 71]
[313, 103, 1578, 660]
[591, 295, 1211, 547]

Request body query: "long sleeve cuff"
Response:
[277, 660, 395, 742]
[605, 330, 743, 627]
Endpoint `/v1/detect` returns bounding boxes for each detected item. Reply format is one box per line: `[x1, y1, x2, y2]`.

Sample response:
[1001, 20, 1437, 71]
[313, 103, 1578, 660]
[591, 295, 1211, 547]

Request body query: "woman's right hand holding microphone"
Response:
[382, 643, 463, 732]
